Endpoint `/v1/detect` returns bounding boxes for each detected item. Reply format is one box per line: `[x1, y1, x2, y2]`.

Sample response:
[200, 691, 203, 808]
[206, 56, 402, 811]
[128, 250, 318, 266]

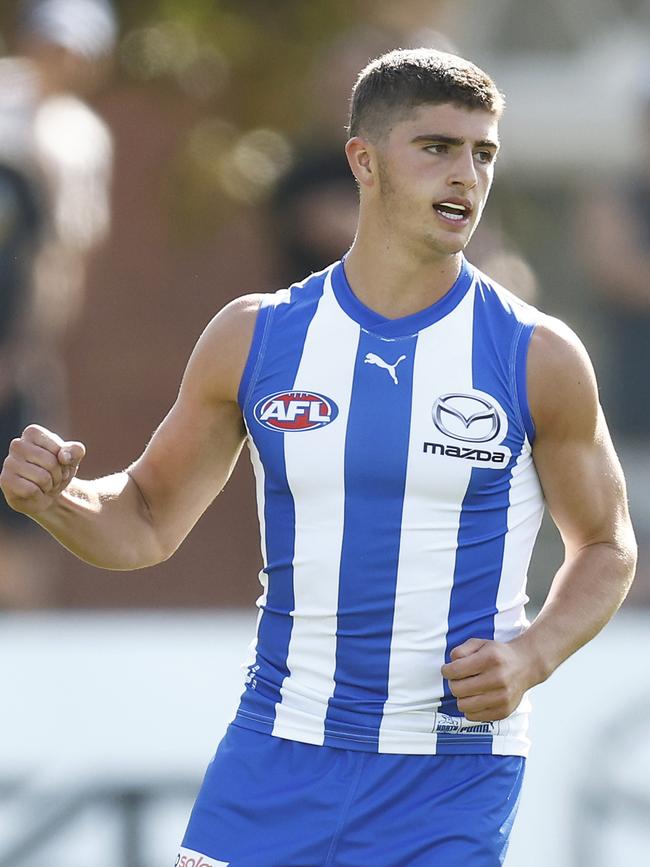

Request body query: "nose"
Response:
[447, 146, 478, 191]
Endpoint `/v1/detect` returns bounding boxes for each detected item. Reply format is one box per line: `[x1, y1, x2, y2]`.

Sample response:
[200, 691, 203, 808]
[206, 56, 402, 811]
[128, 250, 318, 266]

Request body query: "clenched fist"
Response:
[0, 424, 86, 517]
[441, 637, 538, 722]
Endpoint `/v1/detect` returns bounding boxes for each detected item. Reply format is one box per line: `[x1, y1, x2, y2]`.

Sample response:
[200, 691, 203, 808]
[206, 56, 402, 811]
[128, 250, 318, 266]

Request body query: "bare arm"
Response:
[442, 316, 637, 720]
[0, 294, 262, 570]
[510, 317, 636, 677]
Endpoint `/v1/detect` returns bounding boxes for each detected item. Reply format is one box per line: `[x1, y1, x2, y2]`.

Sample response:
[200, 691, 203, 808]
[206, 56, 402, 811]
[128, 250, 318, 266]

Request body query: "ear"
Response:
[345, 136, 376, 188]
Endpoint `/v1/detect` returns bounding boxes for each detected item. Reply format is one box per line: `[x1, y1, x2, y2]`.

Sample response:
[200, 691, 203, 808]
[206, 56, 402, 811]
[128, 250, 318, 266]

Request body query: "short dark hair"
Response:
[348, 48, 505, 141]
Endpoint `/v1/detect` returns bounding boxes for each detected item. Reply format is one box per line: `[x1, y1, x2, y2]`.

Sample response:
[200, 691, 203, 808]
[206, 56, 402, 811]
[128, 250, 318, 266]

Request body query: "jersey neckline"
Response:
[330, 255, 475, 338]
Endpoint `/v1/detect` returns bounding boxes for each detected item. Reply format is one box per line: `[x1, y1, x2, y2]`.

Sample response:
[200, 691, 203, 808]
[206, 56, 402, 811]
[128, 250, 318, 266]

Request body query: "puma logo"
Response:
[364, 352, 407, 385]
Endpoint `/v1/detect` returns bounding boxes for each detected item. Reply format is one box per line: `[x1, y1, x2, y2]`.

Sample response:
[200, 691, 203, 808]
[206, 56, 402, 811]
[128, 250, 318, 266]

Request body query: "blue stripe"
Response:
[323, 331, 416, 751]
[237, 274, 327, 729]
[237, 297, 273, 410]
[514, 322, 537, 445]
[439, 285, 526, 753]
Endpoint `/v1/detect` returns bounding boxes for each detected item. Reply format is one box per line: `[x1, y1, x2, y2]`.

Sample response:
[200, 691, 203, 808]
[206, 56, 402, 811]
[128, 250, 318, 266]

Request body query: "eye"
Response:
[475, 150, 495, 164]
[425, 143, 449, 154]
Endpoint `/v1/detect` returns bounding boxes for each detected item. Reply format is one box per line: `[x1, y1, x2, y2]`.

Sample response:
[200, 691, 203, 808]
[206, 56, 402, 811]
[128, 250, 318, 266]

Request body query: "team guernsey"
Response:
[234, 256, 544, 758]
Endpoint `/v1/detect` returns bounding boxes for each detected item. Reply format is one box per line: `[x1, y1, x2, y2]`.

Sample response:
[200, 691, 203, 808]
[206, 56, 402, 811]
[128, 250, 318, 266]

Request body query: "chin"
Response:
[423, 235, 467, 258]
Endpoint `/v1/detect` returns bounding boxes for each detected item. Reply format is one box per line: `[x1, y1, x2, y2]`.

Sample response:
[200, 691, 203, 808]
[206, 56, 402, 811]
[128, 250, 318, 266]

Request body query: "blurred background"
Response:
[0, 0, 648, 864]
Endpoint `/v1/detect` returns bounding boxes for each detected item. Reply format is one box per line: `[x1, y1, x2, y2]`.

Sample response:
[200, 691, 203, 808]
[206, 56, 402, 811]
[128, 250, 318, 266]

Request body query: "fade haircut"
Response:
[348, 48, 505, 141]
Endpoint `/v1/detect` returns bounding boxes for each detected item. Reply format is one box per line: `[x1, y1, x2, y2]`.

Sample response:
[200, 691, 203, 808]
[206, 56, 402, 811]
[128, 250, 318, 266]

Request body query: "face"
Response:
[352, 102, 500, 259]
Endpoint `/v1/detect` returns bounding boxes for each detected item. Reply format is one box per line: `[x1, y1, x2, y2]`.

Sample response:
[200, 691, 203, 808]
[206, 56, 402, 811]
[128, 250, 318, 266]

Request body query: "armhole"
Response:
[237, 295, 274, 413]
[512, 321, 537, 446]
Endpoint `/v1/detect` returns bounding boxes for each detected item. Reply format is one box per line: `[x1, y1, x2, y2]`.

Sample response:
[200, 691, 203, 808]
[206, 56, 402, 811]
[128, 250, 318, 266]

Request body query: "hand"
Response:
[0, 424, 86, 517]
[441, 637, 536, 722]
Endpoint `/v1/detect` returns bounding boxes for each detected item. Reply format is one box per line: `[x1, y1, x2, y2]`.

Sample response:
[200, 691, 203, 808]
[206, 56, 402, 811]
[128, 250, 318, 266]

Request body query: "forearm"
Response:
[513, 536, 637, 685]
[33, 472, 168, 570]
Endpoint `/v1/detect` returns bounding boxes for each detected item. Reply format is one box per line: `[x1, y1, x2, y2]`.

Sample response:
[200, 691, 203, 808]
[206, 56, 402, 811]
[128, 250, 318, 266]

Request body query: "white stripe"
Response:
[491, 436, 545, 753]
[378, 285, 477, 752]
[273, 268, 359, 743]
[495, 439, 544, 643]
[241, 287, 292, 674]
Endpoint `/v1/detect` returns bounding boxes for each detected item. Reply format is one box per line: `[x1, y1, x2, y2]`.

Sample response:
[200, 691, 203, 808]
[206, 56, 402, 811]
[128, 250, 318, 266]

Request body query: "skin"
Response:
[0, 101, 637, 722]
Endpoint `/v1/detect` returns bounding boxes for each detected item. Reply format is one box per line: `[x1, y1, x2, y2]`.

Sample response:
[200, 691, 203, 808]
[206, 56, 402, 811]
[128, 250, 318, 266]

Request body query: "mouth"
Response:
[432, 199, 472, 228]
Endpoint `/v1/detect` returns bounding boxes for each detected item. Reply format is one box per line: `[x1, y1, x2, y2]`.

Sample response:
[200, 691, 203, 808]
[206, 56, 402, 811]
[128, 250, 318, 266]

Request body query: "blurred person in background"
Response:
[576, 84, 650, 604]
[0, 48, 637, 866]
[0, 0, 116, 606]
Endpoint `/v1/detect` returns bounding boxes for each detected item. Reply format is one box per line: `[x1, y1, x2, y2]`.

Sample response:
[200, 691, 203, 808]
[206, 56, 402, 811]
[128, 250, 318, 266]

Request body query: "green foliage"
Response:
[107, 0, 365, 139]
[108, 0, 363, 230]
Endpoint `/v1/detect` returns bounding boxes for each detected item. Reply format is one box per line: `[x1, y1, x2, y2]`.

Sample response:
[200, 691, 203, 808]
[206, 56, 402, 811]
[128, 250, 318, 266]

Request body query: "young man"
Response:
[0, 49, 636, 866]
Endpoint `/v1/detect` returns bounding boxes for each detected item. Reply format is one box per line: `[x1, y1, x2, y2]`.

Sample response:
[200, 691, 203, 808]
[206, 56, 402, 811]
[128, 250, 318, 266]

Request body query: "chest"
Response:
[245, 301, 525, 508]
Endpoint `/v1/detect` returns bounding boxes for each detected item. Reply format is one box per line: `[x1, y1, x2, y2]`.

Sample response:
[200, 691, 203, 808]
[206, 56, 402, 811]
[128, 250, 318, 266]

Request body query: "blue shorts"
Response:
[178, 723, 525, 867]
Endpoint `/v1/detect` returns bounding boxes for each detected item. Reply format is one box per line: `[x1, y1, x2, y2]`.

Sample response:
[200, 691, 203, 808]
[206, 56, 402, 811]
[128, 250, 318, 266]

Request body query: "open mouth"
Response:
[432, 201, 472, 225]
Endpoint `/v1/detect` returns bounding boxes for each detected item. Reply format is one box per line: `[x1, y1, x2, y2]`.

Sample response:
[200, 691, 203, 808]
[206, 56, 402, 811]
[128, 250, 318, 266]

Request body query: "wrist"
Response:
[510, 628, 554, 687]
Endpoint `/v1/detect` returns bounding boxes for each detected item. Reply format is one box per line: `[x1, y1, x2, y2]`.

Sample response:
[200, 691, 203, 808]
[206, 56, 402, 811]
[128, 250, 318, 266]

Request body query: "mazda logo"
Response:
[432, 393, 501, 443]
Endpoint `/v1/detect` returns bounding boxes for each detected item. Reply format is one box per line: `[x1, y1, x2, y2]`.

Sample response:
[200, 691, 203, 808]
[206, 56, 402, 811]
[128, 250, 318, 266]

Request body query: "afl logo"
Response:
[254, 391, 339, 432]
[432, 392, 504, 443]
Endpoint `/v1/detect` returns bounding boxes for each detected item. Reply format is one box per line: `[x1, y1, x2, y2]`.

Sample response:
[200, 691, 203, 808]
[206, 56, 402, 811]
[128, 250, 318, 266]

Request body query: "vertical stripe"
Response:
[491, 439, 544, 754]
[439, 287, 527, 754]
[237, 274, 326, 728]
[237, 298, 273, 410]
[378, 287, 476, 753]
[324, 331, 416, 750]
[273, 274, 360, 743]
[240, 434, 269, 678]
[514, 322, 537, 444]
[494, 443, 543, 644]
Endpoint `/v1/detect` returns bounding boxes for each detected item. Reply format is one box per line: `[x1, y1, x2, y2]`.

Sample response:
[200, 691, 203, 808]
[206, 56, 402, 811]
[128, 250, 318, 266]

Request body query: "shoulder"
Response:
[208, 292, 266, 334]
[471, 265, 539, 319]
[181, 293, 267, 404]
[527, 314, 599, 440]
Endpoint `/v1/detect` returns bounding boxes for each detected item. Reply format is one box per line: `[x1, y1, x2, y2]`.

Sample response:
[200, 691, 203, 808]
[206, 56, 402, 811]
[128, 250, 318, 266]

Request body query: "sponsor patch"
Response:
[433, 712, 500, 736]
[175, 847, 229, 866]
[253, 391, 338, 432]
[425, 390, 511, 467]
[432, 392, 506, 443]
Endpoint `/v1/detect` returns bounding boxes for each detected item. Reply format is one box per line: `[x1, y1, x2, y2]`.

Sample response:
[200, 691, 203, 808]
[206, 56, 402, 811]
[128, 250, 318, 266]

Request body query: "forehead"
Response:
[388, 102, 499, 144]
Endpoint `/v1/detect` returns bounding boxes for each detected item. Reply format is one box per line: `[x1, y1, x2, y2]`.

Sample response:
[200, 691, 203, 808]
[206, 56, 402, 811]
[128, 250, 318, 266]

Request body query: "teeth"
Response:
[438, 202, 467, 212]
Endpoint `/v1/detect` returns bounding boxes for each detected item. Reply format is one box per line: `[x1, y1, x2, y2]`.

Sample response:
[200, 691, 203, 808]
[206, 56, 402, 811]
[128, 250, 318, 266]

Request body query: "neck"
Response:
[343, 230, 463, 320]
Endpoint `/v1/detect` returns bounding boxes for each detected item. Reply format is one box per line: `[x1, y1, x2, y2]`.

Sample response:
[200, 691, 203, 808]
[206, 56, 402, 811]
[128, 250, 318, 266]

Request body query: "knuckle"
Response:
[2, 455, 18, 475]
[487, 646, 502, 663]
[9, 438, 24, 455]
[37, 470, 54, 492]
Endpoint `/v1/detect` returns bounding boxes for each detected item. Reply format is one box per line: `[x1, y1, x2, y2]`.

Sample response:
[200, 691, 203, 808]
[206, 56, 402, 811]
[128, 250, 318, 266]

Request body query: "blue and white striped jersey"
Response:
[234, 257, 544, 757]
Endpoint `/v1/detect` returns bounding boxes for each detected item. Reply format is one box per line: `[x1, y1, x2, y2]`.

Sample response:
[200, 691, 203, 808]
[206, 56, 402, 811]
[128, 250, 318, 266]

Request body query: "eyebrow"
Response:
[412, 134, 500, 150]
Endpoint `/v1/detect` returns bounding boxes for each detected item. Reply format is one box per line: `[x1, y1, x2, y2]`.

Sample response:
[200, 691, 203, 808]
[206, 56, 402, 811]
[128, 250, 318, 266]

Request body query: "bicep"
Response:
[529, 319, 631, 552]
[533, 406, 628, 552]
[129, 393, 246, 554]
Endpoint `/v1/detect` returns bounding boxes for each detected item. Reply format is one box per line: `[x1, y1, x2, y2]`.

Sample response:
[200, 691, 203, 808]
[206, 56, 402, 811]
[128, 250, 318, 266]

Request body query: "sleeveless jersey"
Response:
[234, 257, 544, 757]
